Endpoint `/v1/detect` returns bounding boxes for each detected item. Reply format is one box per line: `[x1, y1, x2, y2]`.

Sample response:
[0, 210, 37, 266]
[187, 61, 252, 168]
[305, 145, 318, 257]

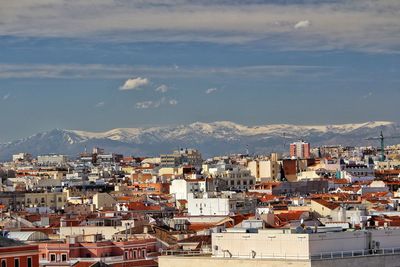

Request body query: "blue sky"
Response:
[0, 0, 399, 142]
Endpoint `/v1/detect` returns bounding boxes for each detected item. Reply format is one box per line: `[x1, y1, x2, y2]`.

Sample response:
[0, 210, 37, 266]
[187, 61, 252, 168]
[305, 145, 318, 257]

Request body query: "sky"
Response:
[0, 0, 399, 142]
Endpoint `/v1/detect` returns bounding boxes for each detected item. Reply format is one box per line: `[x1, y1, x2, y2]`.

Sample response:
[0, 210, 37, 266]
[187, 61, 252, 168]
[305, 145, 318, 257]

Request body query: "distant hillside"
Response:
[0, 121, 399, 161]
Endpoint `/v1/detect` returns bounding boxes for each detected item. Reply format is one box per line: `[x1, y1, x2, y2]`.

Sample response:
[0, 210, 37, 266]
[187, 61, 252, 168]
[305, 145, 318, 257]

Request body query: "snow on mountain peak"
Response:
[64, 120, 396, 143]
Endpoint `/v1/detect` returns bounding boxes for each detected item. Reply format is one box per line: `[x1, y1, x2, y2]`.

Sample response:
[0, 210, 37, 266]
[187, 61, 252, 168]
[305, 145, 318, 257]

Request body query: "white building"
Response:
[37, 154, 68, 165]
[212, 228, 400, 260]
[208, 166, 255, 191]
[170, 179, 207, 200]
[12, 153, 32, 162]
[187, 192, 255, 216]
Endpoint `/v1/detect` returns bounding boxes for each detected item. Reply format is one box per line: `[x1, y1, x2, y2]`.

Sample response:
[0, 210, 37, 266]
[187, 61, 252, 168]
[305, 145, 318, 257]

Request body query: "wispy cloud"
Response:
[169, 99, 178, 105]
[294, 20, 311, 29]
[155, 84, 168, 93]
[120, 77, 149, 90]
[205, 88, 218, 94]
[0, 1, 399, 51]
[136, 97, 178, 109]
[2, 93, 10, 100]
[95, 101, 105, 107]
[0, 63, 334, 80]
[135, 101, 154, 109]
[362, 92, 373, 99]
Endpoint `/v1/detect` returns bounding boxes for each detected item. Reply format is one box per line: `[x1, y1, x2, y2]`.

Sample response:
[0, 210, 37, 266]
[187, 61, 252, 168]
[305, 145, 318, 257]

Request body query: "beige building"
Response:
[247, 159, 280, 182]
[25, 191, 67, 210]
[160, 228, 400, 267]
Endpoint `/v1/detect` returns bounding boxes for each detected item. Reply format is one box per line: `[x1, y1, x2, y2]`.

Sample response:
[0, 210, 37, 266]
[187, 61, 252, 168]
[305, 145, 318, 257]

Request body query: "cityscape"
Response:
[1, 1, 400, 267]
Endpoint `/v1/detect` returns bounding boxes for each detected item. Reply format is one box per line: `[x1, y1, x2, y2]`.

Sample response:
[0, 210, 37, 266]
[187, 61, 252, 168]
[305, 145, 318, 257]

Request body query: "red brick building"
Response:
[0, 237, 39, 267]
[38, 236, 157, 266]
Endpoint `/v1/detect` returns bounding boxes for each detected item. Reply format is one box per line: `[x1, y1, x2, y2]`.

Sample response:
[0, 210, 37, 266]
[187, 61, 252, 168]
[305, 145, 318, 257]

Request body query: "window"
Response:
[50, 254, 56, 262]
[61, 254, 67, 262]
[14, 259, 19, 267]
[1, 259, 6, 267]
[142, 249, 147, 258]
[133, 250, 137, 259]
[27, 257, 32, 267]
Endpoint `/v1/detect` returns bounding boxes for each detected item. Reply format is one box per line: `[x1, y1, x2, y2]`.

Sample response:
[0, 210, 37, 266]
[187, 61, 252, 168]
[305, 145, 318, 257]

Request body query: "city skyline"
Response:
[0, 0, 400, 142]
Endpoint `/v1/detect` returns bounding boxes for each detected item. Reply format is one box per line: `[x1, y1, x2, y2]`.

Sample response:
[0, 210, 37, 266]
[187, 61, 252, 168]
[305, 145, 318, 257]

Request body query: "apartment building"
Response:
[24, 192, 67, 211]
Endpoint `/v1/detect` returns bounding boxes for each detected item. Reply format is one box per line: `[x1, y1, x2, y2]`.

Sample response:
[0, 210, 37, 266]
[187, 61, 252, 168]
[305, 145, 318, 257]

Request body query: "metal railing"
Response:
[213, 253, 309, 260]
[311, 247, 400, 260]
[162, 250, 212, 257]
[211, 247, 400, 261]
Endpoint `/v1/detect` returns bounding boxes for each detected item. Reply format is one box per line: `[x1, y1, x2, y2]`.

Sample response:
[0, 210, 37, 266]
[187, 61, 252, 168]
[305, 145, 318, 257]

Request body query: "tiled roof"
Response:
[312, 198, 340, 210]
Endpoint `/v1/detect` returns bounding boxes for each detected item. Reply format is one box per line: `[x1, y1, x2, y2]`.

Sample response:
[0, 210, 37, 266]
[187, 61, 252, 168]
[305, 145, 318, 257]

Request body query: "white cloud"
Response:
[294, 20, 311, 29]
[155, 84, 168, 93]
[95, 101, 105, 107]
[135, 97, 178, 109]
[362, 92, 373, 99]
[205, 88, 218, 94]
[120, 77, 149, 90]
[135, 101, 154, 109]
[169, 99, 178, 105]
[2, 93, 10, 100]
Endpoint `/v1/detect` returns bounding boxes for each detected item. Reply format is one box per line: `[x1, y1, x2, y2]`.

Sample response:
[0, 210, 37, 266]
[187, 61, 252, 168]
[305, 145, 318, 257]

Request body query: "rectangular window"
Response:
[61, 254, 67, 262]
[142, 249, 147, 258]
[50, 254, 56, 262]
[14, 259, 19, 267]
[27, 257, 32, 267]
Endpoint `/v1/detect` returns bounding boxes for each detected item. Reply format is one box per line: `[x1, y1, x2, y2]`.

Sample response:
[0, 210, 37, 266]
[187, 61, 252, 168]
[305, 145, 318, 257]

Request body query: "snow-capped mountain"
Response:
[0, 121, 399, 160]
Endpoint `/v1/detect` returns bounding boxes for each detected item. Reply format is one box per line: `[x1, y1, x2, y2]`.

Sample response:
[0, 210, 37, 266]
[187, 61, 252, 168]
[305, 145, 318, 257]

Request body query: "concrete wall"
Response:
[212, 230, 310, 259]
[159, 256, 311, 267]
[160, 254, 400, 267]
[312, 254, 400, 267]
[309, 231, 367, 255]
[212, 229, 400, 259]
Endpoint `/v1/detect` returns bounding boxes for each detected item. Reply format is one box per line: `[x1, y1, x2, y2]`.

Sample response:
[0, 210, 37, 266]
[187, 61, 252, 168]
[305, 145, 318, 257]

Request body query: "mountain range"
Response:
[0, 121, 399, 161]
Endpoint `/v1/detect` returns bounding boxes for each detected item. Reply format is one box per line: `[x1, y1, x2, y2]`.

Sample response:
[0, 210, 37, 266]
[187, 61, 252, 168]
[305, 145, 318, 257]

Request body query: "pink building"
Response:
[38, 236, 157, 267]
[290, 141, 311, 159]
